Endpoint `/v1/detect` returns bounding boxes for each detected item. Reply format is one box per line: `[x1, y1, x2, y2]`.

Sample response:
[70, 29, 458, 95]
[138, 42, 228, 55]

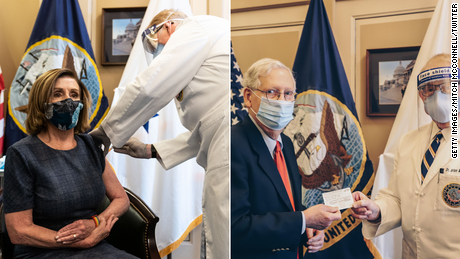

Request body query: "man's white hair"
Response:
[421, 53, 450, 71]
[242, 58, 296, 91]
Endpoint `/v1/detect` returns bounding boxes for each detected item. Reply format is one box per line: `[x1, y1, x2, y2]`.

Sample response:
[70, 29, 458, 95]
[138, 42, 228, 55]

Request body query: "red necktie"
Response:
[274, 141, 299, 258]
[274, 141, 295, 210]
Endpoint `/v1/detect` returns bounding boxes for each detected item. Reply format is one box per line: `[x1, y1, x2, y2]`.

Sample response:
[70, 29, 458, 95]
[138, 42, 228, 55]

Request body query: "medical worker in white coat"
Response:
[350, 54, 460, 259]
[90, 9, 229, 259]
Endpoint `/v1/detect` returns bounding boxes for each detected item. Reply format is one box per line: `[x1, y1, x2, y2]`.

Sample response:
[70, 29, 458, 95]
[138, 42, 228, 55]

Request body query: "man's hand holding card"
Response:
[350, 191, 381, 222]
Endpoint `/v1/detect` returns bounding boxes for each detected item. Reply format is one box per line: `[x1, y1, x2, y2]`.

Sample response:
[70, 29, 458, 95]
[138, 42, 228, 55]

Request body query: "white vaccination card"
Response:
[322, 188, 354, 210]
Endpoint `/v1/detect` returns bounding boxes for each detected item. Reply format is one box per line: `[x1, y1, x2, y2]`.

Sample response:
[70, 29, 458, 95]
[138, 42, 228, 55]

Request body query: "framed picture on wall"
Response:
[366, 46, 420, 117]
[102, 7, 147, 65]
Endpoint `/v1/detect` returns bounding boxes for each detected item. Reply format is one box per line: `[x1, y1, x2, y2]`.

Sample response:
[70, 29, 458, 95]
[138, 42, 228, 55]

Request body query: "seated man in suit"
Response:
[231, 58, 342, 259]
[351, 54, 460, 259]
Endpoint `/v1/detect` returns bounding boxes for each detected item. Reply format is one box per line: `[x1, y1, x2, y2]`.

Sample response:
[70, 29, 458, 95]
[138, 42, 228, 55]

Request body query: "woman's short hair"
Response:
[25, 68, 91, 135]
[148, 9, 188, 29]
[242, 58, 296, 91]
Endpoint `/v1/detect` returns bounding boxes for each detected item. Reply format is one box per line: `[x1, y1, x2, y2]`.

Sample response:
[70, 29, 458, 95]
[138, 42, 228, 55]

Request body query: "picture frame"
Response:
[101, 7, 147, 65]
[366, 46, 420, 117]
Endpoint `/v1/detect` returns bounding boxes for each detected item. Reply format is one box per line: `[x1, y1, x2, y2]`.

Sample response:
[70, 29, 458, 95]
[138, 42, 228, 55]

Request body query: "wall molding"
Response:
[231, 1, 309, 13]
[232, 21, 304, 31]
[231, 0, 348, 13]
[350, 6, 435, 102]
[353, 7, 434, 21]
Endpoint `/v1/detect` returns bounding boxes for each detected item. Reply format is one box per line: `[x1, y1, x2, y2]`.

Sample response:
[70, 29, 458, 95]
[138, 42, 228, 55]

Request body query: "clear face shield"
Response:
[416, 67, 452, 128]
[141, 18, 183, 65]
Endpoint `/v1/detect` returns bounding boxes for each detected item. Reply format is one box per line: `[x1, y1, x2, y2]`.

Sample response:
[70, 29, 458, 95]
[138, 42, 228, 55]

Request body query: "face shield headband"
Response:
[417, 67, 451, 89]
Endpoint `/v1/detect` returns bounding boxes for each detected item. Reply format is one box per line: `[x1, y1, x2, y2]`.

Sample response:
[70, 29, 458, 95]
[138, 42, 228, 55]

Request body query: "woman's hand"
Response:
[55, 219, 95, 244]
[59, 215, 118, 249]
[62, 215, 118, 248]
[83, 215, 118, 247]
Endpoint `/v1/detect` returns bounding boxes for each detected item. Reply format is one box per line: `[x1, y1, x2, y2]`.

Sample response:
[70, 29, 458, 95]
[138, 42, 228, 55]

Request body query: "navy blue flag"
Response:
[5, 0, 109, 151]
[231, 42, 247, 126]
[282, 0, 379, 258]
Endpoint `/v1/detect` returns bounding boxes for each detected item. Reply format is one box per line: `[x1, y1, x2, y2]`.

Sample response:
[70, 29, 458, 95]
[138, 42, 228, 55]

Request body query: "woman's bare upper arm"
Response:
[102, 158, 127, 201]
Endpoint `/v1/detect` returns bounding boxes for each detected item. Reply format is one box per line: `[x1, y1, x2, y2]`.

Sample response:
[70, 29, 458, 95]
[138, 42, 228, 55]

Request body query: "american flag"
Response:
[230, 43, 247, 126]
[0, 65, 5, 155]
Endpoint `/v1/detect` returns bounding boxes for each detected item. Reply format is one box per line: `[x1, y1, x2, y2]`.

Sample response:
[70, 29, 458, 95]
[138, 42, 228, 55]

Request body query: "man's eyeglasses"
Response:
[255, 89, 296, 101]
[417, 82, 451, 97]
[153, 24, 164, 34]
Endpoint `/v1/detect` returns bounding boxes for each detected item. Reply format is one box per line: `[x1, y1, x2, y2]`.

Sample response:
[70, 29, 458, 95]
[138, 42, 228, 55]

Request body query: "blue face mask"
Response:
[251, 91, 294, 130]
[146, 43, 165, 65]
[152, 44, 164, 59]
[45, 98, 83, 131]
[424, 90, 450, 123]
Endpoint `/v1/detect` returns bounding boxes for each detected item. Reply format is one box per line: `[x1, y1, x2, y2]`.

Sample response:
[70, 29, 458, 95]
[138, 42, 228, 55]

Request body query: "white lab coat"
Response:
[101, 15, 230, 259]
[363, 122, 460, 259]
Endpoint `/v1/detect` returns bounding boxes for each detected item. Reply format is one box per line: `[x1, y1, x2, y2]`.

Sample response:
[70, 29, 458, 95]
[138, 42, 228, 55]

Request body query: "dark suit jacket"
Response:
[231, 116, 305, 259]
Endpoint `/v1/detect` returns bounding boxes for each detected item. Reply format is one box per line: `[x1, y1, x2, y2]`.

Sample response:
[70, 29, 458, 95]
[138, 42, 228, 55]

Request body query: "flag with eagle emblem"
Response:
[283, 0, 380, 257]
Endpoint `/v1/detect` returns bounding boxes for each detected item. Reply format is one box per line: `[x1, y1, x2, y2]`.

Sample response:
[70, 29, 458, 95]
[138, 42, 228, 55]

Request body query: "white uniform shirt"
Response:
[100, 15, 230, 259]
[102, 15, 229, 170]
[363, 122, 460, 259]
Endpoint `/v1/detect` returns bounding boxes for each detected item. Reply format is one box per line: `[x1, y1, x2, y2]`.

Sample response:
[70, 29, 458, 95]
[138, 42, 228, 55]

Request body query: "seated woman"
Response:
[4, 68, 138, 258]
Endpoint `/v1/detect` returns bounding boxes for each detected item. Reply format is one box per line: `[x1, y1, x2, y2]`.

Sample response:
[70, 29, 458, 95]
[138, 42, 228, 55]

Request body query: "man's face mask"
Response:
[417, 67, 451, 123]
[250, 90, 295, 130]
[45, 98, 83, 131]
[423, 90, 450, 123]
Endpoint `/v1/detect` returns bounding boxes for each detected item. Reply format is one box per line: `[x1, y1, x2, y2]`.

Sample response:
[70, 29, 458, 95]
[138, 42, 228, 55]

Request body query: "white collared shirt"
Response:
[249, 115, 283, 158]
